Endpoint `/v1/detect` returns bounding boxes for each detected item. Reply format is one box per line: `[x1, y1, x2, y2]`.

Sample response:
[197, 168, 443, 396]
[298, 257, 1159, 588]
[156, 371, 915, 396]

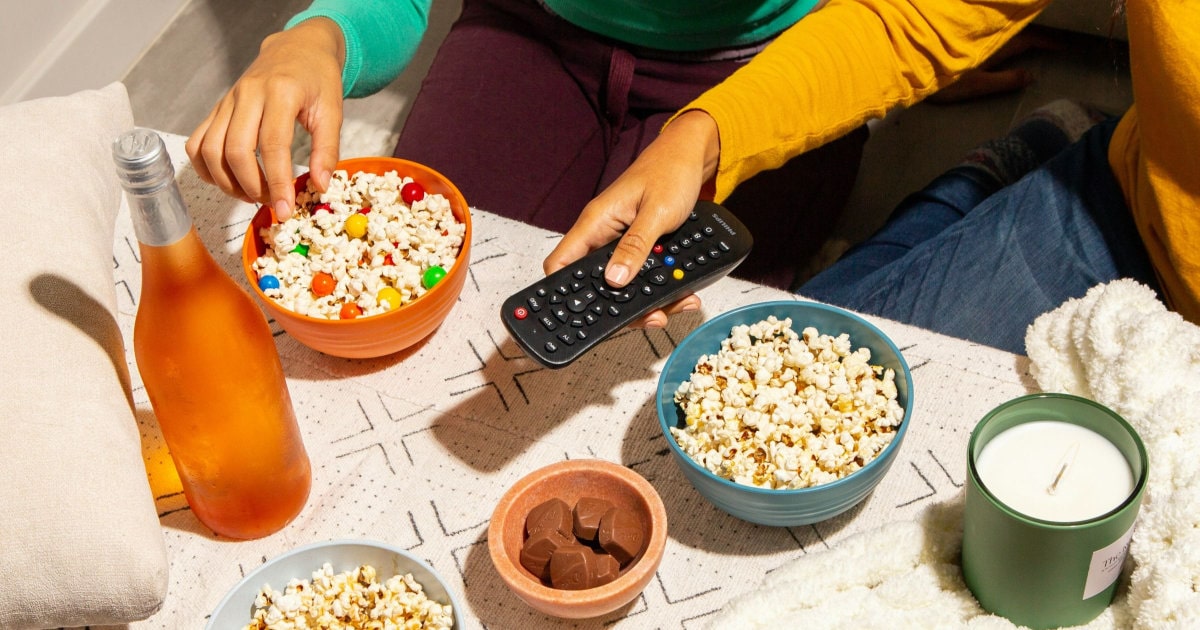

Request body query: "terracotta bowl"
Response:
[242, 157, 472, 359]
[488, 459, 668, 619]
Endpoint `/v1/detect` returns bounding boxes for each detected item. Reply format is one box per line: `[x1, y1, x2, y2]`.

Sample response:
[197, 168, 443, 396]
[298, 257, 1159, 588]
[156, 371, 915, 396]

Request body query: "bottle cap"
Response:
[113, 128, 175, 196]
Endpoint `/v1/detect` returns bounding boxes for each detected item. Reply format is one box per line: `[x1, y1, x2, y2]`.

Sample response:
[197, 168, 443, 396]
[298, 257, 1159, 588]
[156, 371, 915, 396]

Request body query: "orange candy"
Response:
[339, 303, 363, 319]
[311, 272, 336, 297]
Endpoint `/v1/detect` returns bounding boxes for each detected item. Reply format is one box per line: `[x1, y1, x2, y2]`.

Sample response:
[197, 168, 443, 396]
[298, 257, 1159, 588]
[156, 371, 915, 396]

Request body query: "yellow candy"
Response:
[377, 286, 402, 310]
[344, 213, 369, 239]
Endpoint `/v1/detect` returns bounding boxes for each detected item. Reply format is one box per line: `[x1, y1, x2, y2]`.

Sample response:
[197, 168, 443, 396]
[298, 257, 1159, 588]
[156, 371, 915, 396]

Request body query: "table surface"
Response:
[118, 133, 1035, 629]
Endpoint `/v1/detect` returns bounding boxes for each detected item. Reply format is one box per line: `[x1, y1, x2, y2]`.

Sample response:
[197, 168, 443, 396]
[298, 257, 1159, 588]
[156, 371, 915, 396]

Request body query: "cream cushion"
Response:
[0, 83, 169, 628]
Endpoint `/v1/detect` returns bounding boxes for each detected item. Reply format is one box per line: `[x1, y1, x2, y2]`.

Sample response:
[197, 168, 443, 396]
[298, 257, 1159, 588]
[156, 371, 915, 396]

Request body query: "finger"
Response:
[628, 294, 702, 329]
[186, 109, 219, 187]
[603, 201, 684, 288]
[195, 97, 254, 202]
[928, 68, 1032, 103]
[224, 94, 271, 206]
[543, 203, 630, 276]
[304, 98, 343, 193]
[259, 96, 301, 220]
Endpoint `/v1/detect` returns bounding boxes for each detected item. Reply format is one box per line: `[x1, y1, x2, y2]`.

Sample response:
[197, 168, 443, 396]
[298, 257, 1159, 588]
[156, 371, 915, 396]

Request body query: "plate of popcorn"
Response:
[656, 300, 913, 526]
[206, 539, 462, 629]
[241, 157, 472, 358]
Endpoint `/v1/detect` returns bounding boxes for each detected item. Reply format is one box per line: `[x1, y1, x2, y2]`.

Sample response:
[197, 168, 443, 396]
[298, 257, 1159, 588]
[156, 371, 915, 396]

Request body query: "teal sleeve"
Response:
[286, 0, 432, 99]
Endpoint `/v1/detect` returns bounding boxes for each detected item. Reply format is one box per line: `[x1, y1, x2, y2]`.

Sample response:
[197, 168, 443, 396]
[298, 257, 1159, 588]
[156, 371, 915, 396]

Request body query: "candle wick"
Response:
[1046, 442, 1081, 496]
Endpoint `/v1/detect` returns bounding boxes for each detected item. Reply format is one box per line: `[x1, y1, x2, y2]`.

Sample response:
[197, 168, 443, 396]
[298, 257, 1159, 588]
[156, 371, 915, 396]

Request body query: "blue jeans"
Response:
[799, 118, 1161, 355]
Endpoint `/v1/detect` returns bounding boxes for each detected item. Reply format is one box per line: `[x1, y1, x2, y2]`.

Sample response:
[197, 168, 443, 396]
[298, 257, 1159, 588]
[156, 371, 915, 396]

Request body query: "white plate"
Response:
[206, 539, 462, 629]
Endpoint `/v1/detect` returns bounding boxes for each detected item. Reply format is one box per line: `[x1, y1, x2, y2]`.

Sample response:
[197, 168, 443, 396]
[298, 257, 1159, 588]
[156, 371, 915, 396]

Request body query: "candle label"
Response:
[1083, 523, 1135, 599]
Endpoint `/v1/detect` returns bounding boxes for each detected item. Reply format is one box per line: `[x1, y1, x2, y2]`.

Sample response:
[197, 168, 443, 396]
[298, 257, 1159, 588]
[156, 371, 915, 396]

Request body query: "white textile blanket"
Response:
[710, 279, 1200, 629]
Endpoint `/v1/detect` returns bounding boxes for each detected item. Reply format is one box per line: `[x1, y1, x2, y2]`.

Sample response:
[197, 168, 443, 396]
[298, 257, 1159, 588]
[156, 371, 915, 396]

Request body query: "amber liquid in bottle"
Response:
[115, 129, 311, 540]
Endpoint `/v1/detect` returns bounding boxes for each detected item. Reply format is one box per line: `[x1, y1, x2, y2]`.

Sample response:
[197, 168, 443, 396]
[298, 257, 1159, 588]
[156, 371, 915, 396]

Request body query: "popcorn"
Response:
[671, 316, 905, 489]
[244, 562, 454, 630]
[253, 169, 465, 320]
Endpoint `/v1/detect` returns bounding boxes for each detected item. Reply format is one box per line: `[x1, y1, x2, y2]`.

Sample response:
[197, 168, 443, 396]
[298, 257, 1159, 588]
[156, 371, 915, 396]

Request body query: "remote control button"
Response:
[556, 284, 570, 295]
[708, 248, 720, 259]
[536, 287, 548, 297]
[689, 211, 698, 221]
[668, 244, 680, 255]
[673, 269, 684, 280]
[545, 341, 559, 353]
[683, 261, 696, 271]
[664, 255, 675, 266]
[639, 256, 661, 274]
[652, 244, 663, 254]
[514, 306, 529, 320]
[570, 318, 585, 327]
[553, 307, 568, 322]
[570, 280, 585, 292]
[647, 270, 668, 285]
[640, 285, 654, 296]
[540, 316, 557, 331]
[591, 304, 604, 315]
[549, 293, 564, 305]
[567, 290, 597, 313]
[695, 255, 708, 265]
[585, 313, 598, 325]
[718, 240, 731, 252]
[558, 333, 575, 345]
[703, 226, 714, 236]
[680, 238, 692, 248]
[576, 330, 588, 340]
[692, 232, 703, 241]
[608, 305, 620, 317]
[591, 264, 605, 278]
[573, 269, 586, 279]
[526, 297, 543, 312]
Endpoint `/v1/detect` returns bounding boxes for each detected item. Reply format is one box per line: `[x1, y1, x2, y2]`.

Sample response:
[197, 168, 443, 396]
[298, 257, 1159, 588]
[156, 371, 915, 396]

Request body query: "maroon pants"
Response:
[394, 0, 867, 289]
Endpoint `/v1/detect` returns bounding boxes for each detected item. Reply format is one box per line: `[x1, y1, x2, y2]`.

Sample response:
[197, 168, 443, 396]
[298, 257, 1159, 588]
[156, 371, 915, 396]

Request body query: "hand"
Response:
[926, 26, 1066, 103]
[543, 110, 720, 328]
[186, 18, 346, 220]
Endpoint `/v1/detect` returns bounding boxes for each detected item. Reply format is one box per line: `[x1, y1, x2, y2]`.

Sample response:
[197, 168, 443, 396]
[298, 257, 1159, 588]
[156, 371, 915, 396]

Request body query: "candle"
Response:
[961, 394, 1148, 630]
[975, 420, 1134, 522]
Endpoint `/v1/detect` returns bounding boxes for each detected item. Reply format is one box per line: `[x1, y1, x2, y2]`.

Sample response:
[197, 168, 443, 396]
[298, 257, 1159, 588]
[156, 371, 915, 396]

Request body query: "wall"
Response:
[0, 0, 188, 105]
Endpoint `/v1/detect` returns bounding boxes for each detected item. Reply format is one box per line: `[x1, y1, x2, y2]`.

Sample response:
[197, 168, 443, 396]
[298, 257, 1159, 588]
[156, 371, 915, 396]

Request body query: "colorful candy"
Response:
[401, 182, 425, 204]
[258, 275, 281, 291]
[422, 266, 447, 289]
[311, 272, 336, 297]
[344, 213, 369, 239]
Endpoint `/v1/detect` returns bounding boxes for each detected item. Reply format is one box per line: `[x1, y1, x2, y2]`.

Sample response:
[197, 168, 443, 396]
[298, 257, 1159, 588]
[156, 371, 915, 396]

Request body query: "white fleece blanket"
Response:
[710, 279, 1200, 629]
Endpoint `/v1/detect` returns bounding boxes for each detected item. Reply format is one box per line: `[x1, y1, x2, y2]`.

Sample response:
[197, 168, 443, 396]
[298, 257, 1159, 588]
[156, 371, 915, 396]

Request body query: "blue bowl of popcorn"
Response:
[656, 300, 913, 527]
[206, 539, 463, 629]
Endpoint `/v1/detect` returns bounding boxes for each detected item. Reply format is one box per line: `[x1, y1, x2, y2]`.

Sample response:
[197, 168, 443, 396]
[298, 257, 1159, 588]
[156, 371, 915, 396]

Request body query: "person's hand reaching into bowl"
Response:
[186, 18, 346, 221]
[543, 110, 720, 328]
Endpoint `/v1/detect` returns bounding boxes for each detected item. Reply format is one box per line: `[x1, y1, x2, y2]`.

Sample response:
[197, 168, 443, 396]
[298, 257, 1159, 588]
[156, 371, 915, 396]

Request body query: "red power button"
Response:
[514, 306, 529, 320]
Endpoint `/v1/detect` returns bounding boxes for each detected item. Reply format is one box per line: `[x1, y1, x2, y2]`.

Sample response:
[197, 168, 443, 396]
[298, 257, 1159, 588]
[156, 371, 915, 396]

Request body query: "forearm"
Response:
[287, 0, 432, 98]
[684, 0, 1050, 201]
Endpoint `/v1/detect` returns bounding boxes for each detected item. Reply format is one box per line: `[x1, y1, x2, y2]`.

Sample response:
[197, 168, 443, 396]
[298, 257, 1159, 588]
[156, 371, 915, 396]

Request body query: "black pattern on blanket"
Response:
[124, 133, 1045, 629]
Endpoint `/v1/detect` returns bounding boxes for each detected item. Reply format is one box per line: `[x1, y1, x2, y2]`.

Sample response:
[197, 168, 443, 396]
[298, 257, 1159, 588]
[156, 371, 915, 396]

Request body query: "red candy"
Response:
[401, 182, 425, 204]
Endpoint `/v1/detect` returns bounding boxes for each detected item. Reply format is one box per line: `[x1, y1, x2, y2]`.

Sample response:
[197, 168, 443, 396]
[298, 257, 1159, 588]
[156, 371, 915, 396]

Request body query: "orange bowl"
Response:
[242, 157, 472, 358]
[488, 459, 668, 619]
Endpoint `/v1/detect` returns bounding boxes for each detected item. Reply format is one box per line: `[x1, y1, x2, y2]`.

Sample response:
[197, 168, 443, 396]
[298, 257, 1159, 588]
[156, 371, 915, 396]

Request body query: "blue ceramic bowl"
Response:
[656, 300, 913, 526]
[207, 539, 464, 629]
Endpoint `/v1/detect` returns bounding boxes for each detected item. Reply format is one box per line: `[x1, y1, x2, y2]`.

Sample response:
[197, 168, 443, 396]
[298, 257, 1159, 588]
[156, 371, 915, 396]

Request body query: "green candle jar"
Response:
[962, 393, 1148, 629]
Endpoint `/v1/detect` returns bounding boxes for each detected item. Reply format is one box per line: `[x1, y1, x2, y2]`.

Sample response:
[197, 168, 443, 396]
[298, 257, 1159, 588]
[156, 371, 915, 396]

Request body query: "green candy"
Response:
[291, 243, 310, 257]
[422, 265, 447, 289]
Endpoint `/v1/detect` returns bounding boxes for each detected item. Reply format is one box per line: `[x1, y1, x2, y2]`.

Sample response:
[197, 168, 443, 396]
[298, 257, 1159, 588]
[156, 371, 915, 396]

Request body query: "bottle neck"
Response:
[113, 129, 193, 246]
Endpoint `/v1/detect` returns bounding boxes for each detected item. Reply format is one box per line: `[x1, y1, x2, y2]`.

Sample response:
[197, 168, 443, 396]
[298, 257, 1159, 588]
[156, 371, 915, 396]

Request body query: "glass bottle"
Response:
[113, 129, 311, 540]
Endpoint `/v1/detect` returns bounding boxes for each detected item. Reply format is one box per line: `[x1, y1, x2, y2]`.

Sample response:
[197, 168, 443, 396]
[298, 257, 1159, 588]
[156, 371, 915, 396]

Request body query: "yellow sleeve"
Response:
[1107, 0, 1200, 323]
[683, 0, 1050, 201]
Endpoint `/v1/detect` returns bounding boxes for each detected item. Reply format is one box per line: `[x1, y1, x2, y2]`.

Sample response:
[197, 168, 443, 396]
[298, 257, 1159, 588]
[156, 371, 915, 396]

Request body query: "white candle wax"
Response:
[975, 420, 1134, 522]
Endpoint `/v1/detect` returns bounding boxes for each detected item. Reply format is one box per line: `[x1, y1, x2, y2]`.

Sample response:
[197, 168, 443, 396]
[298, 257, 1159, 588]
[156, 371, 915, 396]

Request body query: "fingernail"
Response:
[681, 302, 700, 312]
[605, 263, 630, 286]
[274, 200, 291, 220]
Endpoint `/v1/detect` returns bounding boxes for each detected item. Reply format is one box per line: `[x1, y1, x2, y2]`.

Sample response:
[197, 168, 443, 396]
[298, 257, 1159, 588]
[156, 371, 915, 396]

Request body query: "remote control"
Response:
[501, 200, 753, 368]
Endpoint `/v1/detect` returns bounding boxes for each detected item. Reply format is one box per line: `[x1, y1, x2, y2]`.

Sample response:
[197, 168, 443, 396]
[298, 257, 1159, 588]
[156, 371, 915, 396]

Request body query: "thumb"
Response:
[603, 207, 680, 288]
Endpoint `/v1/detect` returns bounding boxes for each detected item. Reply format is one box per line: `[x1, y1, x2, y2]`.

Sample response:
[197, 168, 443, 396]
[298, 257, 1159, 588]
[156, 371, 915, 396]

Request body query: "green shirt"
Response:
[287, 0, 818, 98]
